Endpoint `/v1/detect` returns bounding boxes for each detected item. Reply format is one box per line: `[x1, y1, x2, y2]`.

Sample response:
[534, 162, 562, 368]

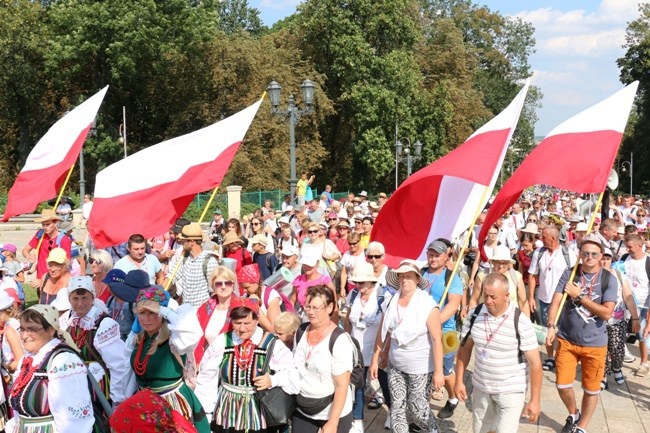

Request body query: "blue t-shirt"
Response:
[421, 268, 463, 331]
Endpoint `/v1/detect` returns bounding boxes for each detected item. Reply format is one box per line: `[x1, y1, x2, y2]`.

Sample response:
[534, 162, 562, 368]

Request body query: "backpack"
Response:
[620, 253, 650, 282]
[536, 245, 571, 270]
[460, 303, 524, 363]
[295, 323, 365, 389]
[35, 230, 66, 249]
[348, 284, 392, 315]
[263, 286, 295, 313]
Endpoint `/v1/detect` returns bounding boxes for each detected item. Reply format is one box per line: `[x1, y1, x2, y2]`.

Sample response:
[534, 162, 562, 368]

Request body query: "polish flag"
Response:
[2, 86, 109, 221]
[89, 97, 263, 248]
[372, 80, 530, 268]
[479, 81, 639, 260]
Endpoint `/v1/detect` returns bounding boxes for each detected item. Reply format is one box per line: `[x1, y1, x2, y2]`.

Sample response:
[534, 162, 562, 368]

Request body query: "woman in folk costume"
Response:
[194, 266, 238, 367]
[194, 297, 299, 433]
[61, 276, 136, 430]
[128, 286, 210, 433]
[8, 305, 94, 432]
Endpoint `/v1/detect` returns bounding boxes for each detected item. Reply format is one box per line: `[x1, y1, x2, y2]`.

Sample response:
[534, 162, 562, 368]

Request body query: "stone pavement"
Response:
[363, 344, 650, 433]
[2, 223, 650, 433]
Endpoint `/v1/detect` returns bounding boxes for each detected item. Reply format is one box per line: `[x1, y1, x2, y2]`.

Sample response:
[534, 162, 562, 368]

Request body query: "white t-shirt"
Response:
[528, 247, 577, 303]
[346, 288, 392, 364]
[382, 289, 437, 374]
[294, 327, 354, 419]
[624, 256, 649, 307]
[114, 254, 162, 285]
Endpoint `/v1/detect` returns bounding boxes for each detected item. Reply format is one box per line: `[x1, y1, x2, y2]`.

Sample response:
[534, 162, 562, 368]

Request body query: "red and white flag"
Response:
[2, 86, 109, 221]
[372, 80, 530, 268]
[479, 81, 639, 259]
[89, 97, 263, 248]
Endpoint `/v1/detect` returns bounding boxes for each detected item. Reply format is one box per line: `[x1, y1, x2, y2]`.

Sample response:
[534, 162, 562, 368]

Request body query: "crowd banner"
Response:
[2, 86, 109, 221]
[90, 96, 264, 248]
[478, 81, 640, 263]
[372, 79, 530, 269]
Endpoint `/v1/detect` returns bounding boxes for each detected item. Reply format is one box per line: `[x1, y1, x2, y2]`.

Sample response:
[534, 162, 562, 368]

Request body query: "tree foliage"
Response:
[618, 3, 650, 194]
[0, 0, 539, 199]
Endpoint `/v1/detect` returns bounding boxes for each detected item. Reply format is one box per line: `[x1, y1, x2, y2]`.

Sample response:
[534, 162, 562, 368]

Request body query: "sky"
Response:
[253, 0, 645, 136]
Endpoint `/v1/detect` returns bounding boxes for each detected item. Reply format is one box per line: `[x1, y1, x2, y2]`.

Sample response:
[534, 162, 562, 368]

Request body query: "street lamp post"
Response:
[267, 79, 315, 203]
[394, 123, 423, 188]
[118, 106, 127, 158]
[621, 152, 633, 195]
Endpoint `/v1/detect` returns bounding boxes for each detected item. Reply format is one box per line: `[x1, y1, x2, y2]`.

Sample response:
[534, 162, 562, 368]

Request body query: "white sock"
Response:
[448, 397, 459, 405]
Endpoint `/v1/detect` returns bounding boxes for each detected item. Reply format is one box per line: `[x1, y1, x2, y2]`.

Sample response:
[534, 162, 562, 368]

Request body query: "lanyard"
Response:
[483, 311, 510, 346]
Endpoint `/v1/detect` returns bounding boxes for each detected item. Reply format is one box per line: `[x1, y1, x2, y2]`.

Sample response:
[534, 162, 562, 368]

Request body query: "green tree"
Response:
[618, 3, 650, 193]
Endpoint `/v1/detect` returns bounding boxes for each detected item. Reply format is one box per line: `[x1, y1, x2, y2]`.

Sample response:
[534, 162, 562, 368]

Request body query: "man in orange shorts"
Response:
[546, 235, 617, 433]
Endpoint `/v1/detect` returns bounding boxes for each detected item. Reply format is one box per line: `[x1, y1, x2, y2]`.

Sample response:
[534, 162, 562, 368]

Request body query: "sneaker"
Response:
[574, 428, 586, 433]
[636, 363, 649, 377]
[624, 347, 635, 363]
[600, 377, 608, 391]
[561, 412, 580, 433]
[384, 410, 391, 430]
[437, 400, 458, 419]
[542, 358, 555, 371]
[614, 370, 625, 385]
[367, 396, 384, 409]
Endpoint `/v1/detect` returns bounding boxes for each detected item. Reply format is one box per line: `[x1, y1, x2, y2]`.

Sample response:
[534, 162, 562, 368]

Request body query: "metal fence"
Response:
[192, 189, 351, 213]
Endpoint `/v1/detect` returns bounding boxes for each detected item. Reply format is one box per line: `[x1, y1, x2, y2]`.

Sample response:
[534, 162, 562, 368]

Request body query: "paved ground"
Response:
[2, 222, 649, 433]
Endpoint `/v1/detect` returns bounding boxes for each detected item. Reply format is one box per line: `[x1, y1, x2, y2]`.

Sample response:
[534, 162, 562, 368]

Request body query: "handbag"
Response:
[254, 338, 296, 426]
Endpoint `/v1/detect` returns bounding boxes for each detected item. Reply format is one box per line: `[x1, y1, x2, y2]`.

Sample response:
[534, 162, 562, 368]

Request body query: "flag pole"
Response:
[553, 189, 606, 325]
[164, 186, 221, 291]
[34, 164, 76, 254]
[439, 184, 492, 306]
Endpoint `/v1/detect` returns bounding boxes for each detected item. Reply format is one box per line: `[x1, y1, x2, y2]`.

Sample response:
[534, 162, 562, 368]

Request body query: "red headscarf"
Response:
[109, 389, 197, 433]
[230, 296, 260, 314]
[236, 263, 261, 284]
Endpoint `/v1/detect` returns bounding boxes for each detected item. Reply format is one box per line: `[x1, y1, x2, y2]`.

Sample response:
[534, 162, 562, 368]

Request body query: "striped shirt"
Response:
[461, 302, 538, 394]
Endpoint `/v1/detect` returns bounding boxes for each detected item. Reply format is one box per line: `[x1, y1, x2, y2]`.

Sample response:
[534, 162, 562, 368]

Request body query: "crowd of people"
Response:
[0, 189, 647, 433]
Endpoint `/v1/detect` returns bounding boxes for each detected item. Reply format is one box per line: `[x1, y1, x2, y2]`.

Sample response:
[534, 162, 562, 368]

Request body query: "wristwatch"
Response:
[573, 294, 584, 304]
[546, 323, 557, 330]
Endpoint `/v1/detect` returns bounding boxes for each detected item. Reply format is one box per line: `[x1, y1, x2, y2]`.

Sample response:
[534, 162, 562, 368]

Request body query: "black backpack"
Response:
[460, 303, 524, 363]
[295, 322, 365, 389]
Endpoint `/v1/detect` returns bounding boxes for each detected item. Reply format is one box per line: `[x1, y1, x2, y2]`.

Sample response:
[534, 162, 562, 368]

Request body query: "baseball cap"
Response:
[427, 240, 448, 254]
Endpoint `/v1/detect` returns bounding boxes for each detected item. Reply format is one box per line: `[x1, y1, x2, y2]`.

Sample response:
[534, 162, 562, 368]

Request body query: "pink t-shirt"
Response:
[293, 273, 332, 307]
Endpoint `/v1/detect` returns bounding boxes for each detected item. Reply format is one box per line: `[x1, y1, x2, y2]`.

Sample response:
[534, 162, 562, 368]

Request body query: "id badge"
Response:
[356, 319, 367, 329]
[480, 349, 489, 361]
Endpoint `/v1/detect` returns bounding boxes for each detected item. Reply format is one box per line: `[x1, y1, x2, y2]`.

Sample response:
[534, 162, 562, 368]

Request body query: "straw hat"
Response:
[223, 232, 243, 246]
[178, 223, 203, 241]
[385, 259, 428, 290]
[348, 262, 378, 283]
[36, 209, 62, 223]
[46, 248, 67, 264]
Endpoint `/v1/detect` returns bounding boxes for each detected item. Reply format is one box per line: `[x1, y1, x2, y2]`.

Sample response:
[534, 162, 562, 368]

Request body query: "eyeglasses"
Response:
[328, 218, 337, 222]
[488, 232, 498, 235]
[89, 258, 101, 265]
[580, 251, 601, 258]
[308, 230, 319, 234]
[367, 254, 383, 259]
[18, 326, 44, 335]
[252, 222, 261, 226]
[213, 280, 234, 288]
[349, 242, 359, 246]
[304, 304, 327, 312]
[355, 221, 362, 224]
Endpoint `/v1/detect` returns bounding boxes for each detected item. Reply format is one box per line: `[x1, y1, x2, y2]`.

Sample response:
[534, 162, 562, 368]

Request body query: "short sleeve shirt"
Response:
[114, 254, 161, 285]
[555, 268, 618, 347]
[421, 268, 463, 331]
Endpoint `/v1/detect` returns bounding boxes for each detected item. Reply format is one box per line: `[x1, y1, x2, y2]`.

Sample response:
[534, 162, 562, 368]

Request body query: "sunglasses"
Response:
[488, 232, 498, 235]
[308, 230, 319, 234]
[252, 222, 261, 226]
[89, 258, 101, 265]
[213, 280, 234, 288]
[349, 242, 359, 246]
[367, 254, 382, 259]
[328, 218, 337, 222]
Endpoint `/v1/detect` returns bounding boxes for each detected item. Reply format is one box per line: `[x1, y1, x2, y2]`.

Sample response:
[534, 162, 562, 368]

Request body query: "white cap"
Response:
[280, 244, 299, 257]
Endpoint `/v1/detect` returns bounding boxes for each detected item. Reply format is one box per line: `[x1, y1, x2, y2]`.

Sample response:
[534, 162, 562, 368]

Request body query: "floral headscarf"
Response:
[136, 286, 170, 306]
[236, 263, 261, 284]
[109, 389, 197, 433]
